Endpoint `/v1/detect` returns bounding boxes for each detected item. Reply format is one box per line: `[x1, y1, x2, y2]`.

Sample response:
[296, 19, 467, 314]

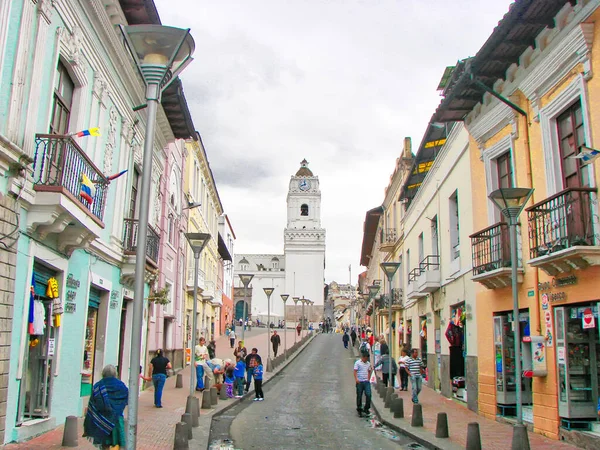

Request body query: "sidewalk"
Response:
[3, 327, 307, 449]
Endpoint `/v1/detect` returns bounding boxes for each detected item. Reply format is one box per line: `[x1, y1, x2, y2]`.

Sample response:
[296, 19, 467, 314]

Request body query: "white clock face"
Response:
[299, 179, 311, 191]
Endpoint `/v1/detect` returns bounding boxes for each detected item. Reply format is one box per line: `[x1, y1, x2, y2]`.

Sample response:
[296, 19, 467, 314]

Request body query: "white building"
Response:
[234, 159, 326, 324]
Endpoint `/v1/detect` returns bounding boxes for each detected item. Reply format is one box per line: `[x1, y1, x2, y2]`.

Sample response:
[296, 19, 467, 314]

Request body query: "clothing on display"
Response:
[33, 300, 46, 335]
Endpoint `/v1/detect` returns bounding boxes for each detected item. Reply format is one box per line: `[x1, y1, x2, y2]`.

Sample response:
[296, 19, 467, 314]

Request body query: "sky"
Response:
[154, 0, 514, 284]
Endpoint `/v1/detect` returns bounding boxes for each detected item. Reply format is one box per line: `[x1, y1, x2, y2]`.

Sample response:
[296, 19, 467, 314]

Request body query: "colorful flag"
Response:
[80, 173, 96, 203]
[73, 127, 100, 138]
[571, 146, 600, 166]
[28, 273, 35, 335]
[106, 169, 128, 181]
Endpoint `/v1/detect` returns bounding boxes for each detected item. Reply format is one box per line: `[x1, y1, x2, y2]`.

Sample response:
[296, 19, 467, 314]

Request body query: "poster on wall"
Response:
[544, 309, 553, 347]
[582, 307, 595, 330]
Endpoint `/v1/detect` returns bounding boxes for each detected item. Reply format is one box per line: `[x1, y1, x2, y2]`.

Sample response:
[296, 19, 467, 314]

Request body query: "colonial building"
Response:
[217, 214, 235, 335]
[234, 160, 326, 324]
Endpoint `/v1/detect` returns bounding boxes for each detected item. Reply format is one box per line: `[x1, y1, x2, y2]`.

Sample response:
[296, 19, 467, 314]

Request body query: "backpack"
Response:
[359, 341, 368, 353]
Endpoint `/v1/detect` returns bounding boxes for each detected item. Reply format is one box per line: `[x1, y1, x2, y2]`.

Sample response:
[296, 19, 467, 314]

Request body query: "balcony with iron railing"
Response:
[186, 267, 206, 292]
[470, 222, 523, 289]
[417, 255, 441, 293]
[28, 134, 108, 253]
[122, 218, 160, 265]
[526, 187, 600, 276]
[379, 228, 398, 252]
[406, 268, 425, 300]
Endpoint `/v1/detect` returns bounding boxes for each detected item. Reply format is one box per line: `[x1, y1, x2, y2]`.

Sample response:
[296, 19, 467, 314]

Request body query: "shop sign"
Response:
[583, 308, 596, 329]
[65, 302, 76, 313]
[538, 275, 577, 291]
[48, 338, 55, 356]
[557, 347, 565, 364]
[527, 290, 535, 297]
[109, 299, 118, 309]
[66, 274, 80, 289]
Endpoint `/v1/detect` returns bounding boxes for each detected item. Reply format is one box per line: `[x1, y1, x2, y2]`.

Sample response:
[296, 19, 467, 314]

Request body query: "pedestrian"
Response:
[195, 337, 209, 391]
[207, 358, 225, 393]
[372, 336, 382, 369]
[207, 339, 216, 359]
[229, 329, 236, 348]
[379, 335, 389, 356]
[224, 363, 235, 398]
[359, 338, 371, 355]
[374, 351, 397, 387]
[398, 348, 410, 391]
[234, 355, 246, 398]
[146, 349, 171, 408]
[296, 323, 301, 336]
[407, 348, 425, 404]
[342, 331, 350, 349]
[245, 347, 262, 392]
[234, 340, 247, 360]
[350, 328, 357, 347]
[83, 365, 128, 449]
[271, 330, 281, 357]
[253, 361, 264, 401]
[354, 351, 373, 417]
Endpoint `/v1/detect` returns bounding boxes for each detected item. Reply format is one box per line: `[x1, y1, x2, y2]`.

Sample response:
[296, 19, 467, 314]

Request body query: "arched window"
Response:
[271, 257, 279, 270]
[300, 204, 309, 216]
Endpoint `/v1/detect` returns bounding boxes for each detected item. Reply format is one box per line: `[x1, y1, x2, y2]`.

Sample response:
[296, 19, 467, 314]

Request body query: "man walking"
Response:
[350, 328, 357, 347]
[354, 350, 373, 417]
[406, 348, 425, 404]
[342, 331, 350, 349]
[271, 331, 281, 357]
[229, 329, 236, 349]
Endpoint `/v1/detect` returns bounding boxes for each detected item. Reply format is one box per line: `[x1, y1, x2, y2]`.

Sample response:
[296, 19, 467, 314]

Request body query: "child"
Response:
[234, 355, 246, 398]
[253, 363, 264, 401]
[224, 364, 235, 398]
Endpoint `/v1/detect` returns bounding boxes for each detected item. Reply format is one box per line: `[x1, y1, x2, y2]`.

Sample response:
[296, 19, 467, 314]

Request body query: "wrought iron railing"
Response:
[419, 254, 440, 271]
[408, 268, 420, 283]
[470, 222, 512, 275]
[380, 228, 397, 245]
[526, 187, 597, 259]
[33, 134, 108, 222]
[122, 218, 160, 264]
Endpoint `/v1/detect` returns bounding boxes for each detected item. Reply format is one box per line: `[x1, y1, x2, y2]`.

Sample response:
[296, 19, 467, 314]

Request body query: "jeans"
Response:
[356, 381, 371, 412]
[246, 368, 255, 390]
[195, 364, 204, 390]
[411, 375, 423, 403]
[230, 338, 235, 348]
[273, 346, 279, 357]
[400, 369, 409, 390]
[152, 374, 167, 407]
[235, 376, 245, 396]
[382, 372, 395, 388]
[254, 379, 264, 398]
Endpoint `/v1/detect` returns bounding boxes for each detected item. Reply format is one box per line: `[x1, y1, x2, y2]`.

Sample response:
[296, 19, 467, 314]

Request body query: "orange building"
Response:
[434, 0, 600, 446]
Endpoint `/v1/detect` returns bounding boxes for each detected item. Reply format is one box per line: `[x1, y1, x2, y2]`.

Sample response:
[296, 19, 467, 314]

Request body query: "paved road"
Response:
[228, 333, 415, 449]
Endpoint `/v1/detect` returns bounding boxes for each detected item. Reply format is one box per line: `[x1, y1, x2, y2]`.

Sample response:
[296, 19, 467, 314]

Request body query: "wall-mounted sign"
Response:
[110, 299, 119, 309]
[65, 302, 76, 313]
[48, 338, 55, 356]
[538, 275, 577, 292]
[67, 291, 77, 301]
[66, 274, 80, 289]
[583, 308, 596, 329]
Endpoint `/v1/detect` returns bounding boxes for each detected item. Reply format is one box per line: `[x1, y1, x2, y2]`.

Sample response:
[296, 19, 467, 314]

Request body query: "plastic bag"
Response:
[369, 371, 377, 384]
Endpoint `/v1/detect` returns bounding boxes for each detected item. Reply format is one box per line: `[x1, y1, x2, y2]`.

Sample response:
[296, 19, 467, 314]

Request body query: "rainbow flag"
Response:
[75, 128, 100, 137]
[80, 173, 96, 203]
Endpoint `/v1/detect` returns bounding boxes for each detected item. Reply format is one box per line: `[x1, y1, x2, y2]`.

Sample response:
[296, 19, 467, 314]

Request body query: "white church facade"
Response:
[233, 160, 326, 325]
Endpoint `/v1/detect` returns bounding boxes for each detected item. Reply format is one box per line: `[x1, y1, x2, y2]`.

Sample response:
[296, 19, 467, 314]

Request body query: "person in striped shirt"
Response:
[406, 348, 425, 404]
[354, 351, 373, 417]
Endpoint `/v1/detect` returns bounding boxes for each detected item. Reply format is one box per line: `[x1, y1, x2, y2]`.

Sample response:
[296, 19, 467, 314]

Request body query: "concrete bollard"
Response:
[435, 412, 449, 438]
[219, 384, 229, 400]
[175, 373, 183, 388]
[411, 404, 423, 427]
[210, 386, 218, 405]
[387, 393, 398, 409]
[511, 424, 530, 450]
[201, 390, 212, 409]
[185, 395, 199, 427]
[466, 422, 482, 450]
[173, 422, 189, 449]
[384, 387, 394, 406]
[181, 413, 193, 440]
[61, 415, 78, 447]
[392, 397, 404, 418]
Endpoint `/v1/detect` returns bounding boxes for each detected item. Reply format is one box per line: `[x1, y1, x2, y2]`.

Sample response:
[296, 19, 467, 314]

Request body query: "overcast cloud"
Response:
[155, 0, 514, 283]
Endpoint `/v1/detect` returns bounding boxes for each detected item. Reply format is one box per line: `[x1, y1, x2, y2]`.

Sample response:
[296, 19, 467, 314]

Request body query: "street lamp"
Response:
[380, 262, 401, 387]
[292, 297, 300, 343]
[280, 294, 289, 359]
[238, 274, 254, 341]
[489, 187, 534, 445]
[120, 24, 195, 449]
[263, 287, 275, 371]
[367, 284, 380, 338]
[184, 233, 210, 411]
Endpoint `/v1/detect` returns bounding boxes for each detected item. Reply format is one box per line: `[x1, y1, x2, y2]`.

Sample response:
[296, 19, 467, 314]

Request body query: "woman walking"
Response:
[146, 349, 172, 407]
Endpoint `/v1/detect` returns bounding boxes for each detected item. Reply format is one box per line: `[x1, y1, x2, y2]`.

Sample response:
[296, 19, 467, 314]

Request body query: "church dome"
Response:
[295, 158, 313, 177]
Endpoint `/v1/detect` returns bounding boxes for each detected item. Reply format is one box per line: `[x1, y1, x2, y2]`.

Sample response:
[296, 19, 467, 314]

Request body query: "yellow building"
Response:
[434, 0, 600, 444]
[183, 134, 223, 363]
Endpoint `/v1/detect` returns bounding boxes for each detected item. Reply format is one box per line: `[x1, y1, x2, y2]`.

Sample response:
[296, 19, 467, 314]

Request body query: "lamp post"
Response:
[263, 287, 275, 371]
[184, 234, 210, 396]
[120, 24, 195, 449]
[238, 274, 254, 341]
[280, 294, 289, 359]
[300, 297, 307, 337]
[367, 284, 380, 338]
[489, 187, 534, 444]
[380, 262, 401, 387]
[293, 297, 299, 343]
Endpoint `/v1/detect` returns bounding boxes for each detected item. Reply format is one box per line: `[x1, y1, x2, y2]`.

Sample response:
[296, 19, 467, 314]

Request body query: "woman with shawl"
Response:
[83, 365, 128, 449]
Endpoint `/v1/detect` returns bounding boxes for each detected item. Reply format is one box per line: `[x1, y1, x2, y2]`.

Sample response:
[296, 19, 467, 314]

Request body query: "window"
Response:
[418, 233, 424, 263]
[301, 204, 309, 216]
[557, 101, 588, 188]
[449, 191, 460, 260]
[129, 168, 140, 219]
[50, 62, 74, 134]
[431, 216, 439, 256]
[496, 151, 513, 189]
[193, 161, 200, 200]
[406, 249, 411, 282]
[168, 214, 175, 245]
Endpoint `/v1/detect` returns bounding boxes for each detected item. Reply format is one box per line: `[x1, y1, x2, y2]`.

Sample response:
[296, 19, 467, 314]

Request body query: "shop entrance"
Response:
[447, 305, 466, 401]
[81, 287, 103, 396]
[554, 303, 600, 423]
[420, 315, 428, 369]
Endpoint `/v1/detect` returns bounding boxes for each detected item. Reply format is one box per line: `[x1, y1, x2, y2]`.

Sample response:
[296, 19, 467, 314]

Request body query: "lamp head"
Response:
[184, 232, 210, 256]
[263, 287, 275, 298]
[280, 294, 290, 302]
[238, 274, 254, 287]
[380, 262, 401, 281]
[489, 187, 534, 221]
[183, 201, 201, 211]
[293, 297, 300, 304]
[368, 284, 380, 298]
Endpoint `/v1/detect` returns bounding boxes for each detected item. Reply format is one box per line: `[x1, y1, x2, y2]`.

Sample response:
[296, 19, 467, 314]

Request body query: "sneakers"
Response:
[234, 395, 242, 398]
[258, 398, 264, 401]
[253, 398, 260, 401]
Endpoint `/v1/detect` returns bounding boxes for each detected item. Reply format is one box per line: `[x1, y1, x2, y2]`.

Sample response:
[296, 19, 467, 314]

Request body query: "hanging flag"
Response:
[106, 169, 128, 181]
[570, 146, 600, 166]
[80, 173, 96, 203]
[28, 273, 35, 335]
[72, 127, 100, 138]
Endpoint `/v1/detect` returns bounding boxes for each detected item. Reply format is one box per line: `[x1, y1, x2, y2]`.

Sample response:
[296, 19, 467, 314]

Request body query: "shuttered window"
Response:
[33, 262, 57, 297]
[88, 287, 103, 309]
